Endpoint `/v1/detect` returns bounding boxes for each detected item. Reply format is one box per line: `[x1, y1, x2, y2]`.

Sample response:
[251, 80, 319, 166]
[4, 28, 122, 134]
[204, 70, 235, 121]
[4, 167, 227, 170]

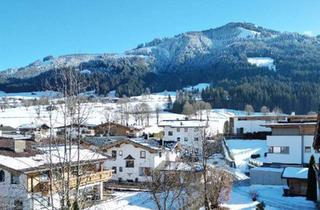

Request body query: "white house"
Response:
[0, 141, 112, 210]
[86, 137, 179, 182]
[159, 119, 207, 154]
[229, 115, 288, 135]
[264, 121, 319, 165]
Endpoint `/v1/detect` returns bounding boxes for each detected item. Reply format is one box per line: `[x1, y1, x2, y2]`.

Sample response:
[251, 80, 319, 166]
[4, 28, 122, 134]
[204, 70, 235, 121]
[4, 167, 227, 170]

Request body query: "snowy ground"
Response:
[224, 185, 317, 210]
[86, 184, 317, 210]
[247, 57, 276, 71]
[86, 192, 155, 210]
[226, 139, 267, 172]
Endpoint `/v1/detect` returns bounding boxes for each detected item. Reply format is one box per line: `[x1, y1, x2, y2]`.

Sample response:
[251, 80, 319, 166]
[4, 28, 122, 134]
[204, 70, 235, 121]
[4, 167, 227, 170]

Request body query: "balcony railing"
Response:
[29, 170, 112, 196]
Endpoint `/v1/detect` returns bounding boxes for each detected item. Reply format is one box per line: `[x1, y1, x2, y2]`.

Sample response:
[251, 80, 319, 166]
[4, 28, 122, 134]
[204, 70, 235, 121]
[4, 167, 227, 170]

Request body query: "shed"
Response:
[281, 167, 308, 196]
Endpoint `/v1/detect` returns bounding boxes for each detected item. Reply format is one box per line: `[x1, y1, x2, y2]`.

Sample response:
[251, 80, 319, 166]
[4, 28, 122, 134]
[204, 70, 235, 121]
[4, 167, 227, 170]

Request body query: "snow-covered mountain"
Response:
[0, 22, 319, 99]
[0, 22, 281, 79]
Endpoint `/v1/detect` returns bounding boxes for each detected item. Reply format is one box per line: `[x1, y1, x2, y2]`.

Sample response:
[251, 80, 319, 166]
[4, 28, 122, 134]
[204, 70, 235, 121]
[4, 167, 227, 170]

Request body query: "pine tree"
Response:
[306, 155, 317, 201]
[167, 94, 173, 110]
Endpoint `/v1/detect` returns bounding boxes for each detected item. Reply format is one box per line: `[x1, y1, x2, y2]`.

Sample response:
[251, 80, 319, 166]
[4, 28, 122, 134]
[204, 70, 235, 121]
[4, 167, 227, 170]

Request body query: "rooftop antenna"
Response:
[312, 105, 320, 151]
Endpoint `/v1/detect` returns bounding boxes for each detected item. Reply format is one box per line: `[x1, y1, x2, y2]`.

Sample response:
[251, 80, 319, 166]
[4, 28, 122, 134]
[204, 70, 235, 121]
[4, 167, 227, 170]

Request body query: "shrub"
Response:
[251, 154, 260, 159]
[249, 190, 259, 201]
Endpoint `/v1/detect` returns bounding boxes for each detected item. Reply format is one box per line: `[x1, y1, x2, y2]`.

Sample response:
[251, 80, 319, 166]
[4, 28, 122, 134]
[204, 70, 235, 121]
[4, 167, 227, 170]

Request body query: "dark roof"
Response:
[124, 155, 135, 160]
[0, 125, 16, 132]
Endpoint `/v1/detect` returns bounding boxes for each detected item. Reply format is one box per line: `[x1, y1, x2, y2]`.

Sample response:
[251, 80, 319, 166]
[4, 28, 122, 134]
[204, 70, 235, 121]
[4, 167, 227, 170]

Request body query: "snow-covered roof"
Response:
[85, 136, 176, 152]
[282, 167, 308, 179]
[250, 167, 284, 173]
[159, 120, 207, 128]
[0, 145, 107, 172]
[263, 122, 316, 128]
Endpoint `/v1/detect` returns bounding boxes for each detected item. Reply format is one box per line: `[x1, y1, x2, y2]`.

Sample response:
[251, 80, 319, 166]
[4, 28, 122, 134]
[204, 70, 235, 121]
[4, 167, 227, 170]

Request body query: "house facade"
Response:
[87, 137, 178, 182]
[159, 119, 207, 154]
[0, 142, 112, 210]
[229, 115, 288, 136]
[264, 122, 319, 165]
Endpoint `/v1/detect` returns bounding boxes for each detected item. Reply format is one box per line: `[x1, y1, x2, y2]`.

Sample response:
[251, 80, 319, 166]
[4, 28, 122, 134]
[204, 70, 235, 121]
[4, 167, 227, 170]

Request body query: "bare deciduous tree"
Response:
[245, 104, 254, 115]
[260, 106, 270, 115]
[147, 169, 194, 210]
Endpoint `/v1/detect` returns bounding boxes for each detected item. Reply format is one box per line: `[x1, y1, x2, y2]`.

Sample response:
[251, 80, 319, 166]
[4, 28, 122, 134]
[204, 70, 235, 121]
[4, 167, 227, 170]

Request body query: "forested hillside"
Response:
[1, 22, 320, 114]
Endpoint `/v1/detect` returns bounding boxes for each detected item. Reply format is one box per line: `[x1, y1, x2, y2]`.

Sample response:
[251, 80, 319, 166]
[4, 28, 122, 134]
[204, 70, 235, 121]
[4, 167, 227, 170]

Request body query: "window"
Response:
[177, 128, 180, 132]
[177, 137, 181, 141]
[268, 146, 289, 154]
[140, 151, 146, 158]
[126, 160, 134, 168]
[139, 167, 151, 176]
[119, 167, 123, 172]
[139, 167, 144, 176]
[0, 170, 4, 182]
[168, 131, 173, 136]
[194, 137, 199, 141]
[184, 137, 188, 141]
[305, 146, 311, 153]
[112, 166, 117, 174]
[11, 174, 20, 184]
[119, 150, 123, 156]
[111, 150, 117, 158]
[184, 128, 188, 132]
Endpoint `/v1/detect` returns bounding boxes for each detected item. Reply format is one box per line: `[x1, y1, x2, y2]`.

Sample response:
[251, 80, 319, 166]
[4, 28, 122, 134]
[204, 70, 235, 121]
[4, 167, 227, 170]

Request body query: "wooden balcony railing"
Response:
[29, 170, 112, 196]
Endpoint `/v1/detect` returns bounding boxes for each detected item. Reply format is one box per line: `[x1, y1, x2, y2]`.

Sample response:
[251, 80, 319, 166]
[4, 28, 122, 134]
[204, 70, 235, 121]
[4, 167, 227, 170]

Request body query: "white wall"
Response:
[267, 135, 320, 165]
[303, 135, 320, 164]
[234, 120, 271, 134]
[162, 126, 203, 151]
[267, 135, 302, 164]
[103, 143, 176, 182]
[0, 168, 31, 210]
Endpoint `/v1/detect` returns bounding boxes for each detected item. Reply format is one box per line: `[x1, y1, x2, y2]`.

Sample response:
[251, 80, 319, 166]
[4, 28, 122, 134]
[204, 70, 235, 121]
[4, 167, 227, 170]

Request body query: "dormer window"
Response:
[124, 155, 135, 168]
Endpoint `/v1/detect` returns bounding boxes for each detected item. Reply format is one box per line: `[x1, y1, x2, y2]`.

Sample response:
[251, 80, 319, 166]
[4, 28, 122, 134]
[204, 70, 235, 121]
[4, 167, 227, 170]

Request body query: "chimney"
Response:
[13, 140, 26, 153]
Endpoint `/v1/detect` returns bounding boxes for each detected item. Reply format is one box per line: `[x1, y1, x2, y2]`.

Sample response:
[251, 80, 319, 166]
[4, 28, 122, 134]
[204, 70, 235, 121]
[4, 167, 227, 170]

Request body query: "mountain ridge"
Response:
[1, 22, 320, 114]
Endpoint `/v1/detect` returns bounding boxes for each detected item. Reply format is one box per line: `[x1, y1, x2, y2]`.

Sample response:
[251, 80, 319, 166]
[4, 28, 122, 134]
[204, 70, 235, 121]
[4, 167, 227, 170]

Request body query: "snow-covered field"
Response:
[224, 185, 316, 210]
[226, 139, 268, 172]
[247, 57, 276, 71]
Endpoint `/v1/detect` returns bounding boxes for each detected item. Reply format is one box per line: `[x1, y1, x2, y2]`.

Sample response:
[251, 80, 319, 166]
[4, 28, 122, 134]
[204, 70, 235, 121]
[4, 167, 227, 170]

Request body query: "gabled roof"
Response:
[84, 136, 177, 153]
[124, 155, 135, 160]
[0, 125, 16, 132]
[159, 120, 207, 128]
[0, 145, 108, 173]
[95, 122, 142, 131]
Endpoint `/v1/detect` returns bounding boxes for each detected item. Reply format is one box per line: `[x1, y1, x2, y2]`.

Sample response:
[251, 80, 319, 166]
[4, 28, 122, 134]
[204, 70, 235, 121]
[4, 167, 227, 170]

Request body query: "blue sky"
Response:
[0, 0, 319, 70]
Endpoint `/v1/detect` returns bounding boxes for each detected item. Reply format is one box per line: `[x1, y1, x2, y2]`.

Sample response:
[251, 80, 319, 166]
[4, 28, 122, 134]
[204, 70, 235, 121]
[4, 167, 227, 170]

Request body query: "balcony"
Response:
[29, 170, 112, 196]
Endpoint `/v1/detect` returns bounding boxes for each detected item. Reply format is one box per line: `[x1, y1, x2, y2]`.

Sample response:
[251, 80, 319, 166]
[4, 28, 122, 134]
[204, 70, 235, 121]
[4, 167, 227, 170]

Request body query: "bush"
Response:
[249, 190, 259, 201]
[251, 154, 261, 159]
